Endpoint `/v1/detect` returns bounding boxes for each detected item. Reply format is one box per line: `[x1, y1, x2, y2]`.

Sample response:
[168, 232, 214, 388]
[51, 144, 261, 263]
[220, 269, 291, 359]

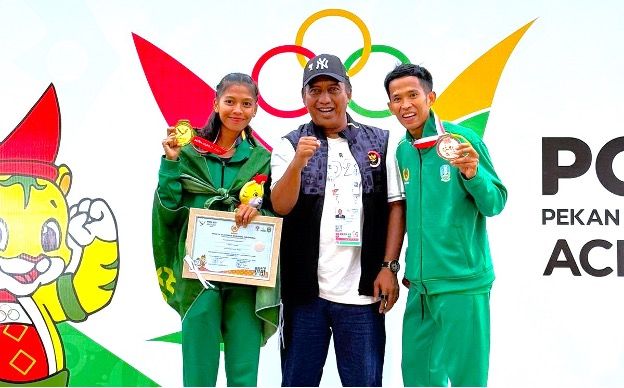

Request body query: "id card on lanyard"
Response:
[327, 137, 363, 247]
[335, 207, 361, 246]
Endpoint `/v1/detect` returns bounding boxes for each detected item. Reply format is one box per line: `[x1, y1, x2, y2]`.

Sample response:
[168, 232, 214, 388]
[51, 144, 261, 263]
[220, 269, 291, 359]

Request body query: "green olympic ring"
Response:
[344, 45, 411, 118]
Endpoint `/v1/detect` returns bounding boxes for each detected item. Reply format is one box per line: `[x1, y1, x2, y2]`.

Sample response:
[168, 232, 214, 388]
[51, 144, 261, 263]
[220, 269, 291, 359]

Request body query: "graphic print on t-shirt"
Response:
[326, 141, 362, 246]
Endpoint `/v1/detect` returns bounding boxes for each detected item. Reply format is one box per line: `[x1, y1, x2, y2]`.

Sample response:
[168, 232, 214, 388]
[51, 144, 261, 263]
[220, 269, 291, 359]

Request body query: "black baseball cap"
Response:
[302, 54, 349, 87]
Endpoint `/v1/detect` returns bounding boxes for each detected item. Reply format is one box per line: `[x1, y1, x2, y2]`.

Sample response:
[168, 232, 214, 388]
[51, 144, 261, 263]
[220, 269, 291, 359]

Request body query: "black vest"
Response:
[280, 117, 390, 305]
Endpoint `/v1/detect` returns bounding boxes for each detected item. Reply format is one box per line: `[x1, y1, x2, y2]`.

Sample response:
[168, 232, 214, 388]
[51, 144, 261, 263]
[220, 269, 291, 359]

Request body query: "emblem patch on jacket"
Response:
[402, 168, 410, 183]
[367, 150, 381, 168]
[440, 164, 451, 182]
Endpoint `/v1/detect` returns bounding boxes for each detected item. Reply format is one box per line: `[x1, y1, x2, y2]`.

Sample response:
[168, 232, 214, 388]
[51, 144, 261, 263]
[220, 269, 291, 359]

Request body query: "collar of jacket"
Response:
[405, 110, 439, 154]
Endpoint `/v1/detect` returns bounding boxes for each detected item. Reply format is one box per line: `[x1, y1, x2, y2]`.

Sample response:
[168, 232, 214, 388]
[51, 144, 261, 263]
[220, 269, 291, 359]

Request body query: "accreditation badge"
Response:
[335, 207, 362, 246]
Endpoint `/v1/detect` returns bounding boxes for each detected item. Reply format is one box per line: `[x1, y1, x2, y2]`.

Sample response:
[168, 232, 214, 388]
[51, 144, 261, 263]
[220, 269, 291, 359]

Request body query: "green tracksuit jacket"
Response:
[152, 138, 279, 344]
[396, 114, 507, 294]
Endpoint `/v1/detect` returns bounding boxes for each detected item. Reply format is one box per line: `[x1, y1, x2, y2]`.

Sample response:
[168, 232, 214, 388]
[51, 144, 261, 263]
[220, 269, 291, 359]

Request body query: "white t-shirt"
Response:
[271, 133, 404, 305]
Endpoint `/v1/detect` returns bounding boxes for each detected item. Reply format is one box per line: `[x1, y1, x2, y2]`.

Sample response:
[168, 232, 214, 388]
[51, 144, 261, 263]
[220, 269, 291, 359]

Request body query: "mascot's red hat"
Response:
[0, 84, 61, 181]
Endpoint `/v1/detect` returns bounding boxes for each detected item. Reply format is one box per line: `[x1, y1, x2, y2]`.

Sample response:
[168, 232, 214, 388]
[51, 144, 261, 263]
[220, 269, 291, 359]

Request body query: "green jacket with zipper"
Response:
[396, 113, 507, 294]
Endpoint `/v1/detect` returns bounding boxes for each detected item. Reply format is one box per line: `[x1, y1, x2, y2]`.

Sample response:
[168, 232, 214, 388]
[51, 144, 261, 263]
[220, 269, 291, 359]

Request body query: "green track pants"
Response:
[181, 286, 262, 387]
[402, 289, 490, 387]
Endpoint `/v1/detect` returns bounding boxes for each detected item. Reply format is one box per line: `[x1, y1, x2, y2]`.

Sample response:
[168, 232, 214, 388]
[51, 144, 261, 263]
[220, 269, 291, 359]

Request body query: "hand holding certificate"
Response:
[182, 209, 282, 287]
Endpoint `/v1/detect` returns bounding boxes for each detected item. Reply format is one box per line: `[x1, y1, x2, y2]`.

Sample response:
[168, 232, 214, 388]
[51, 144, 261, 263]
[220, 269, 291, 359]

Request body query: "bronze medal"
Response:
[436, 134, 461, 160]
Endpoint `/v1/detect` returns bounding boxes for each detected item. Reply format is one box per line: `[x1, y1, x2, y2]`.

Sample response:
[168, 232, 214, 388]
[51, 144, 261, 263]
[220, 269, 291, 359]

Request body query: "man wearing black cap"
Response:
[270, 54, 405, 386]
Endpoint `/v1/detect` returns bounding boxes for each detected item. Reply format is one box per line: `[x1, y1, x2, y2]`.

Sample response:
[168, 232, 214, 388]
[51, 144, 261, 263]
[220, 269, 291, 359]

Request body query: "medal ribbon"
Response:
[412, 112, 446, 149]
[191, 136, 228, 155]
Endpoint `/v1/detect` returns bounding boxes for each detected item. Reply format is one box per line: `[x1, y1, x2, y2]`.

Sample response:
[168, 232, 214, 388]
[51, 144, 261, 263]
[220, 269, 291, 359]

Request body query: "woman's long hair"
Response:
[196, 73, 259, 147]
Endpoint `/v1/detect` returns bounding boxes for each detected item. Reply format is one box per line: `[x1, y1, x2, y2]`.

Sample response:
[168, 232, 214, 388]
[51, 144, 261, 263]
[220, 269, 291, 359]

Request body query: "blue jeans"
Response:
[281, 297, 385, 387]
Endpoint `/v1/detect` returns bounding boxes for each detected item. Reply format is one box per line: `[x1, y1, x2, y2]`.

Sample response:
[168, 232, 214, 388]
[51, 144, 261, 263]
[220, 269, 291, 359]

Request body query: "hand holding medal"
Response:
[410, 113, 479, 178]
[444, 136, 480, 179]
[163, 123, 184, 161]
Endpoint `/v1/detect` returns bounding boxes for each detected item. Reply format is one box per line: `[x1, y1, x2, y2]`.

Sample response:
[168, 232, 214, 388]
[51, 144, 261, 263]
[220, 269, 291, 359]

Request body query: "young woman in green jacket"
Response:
[153, 73, 279, 387]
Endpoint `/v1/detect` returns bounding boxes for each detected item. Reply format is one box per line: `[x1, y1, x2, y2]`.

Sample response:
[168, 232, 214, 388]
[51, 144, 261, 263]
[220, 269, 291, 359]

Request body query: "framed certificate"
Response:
[182, 208, 282, 287]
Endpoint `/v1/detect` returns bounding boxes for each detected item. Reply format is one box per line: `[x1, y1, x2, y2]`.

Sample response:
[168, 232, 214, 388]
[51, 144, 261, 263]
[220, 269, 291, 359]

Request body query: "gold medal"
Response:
[174, 119, 194, 147]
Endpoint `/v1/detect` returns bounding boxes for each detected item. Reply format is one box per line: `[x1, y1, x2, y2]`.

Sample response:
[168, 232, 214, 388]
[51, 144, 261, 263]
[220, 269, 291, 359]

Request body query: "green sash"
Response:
[151, 145, 279, 345]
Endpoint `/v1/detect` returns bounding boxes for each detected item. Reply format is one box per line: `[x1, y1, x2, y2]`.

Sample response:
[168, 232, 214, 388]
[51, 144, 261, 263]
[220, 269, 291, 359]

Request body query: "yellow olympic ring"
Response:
[295, 9, 372, 77]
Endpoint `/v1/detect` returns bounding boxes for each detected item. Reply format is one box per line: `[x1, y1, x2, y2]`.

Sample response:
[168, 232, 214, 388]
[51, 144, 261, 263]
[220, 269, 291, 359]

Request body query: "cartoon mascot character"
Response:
[0, 85, 119, 386]
[239, 174, 268, 209]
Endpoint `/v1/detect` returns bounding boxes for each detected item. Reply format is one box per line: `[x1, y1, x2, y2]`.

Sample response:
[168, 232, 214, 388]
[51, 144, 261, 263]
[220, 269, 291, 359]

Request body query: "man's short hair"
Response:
[383, 63, 433, 97]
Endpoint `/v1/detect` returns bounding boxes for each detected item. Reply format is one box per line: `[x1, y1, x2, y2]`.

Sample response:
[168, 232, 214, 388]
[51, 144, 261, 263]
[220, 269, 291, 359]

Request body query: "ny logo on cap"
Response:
[309, 57, 329, 71]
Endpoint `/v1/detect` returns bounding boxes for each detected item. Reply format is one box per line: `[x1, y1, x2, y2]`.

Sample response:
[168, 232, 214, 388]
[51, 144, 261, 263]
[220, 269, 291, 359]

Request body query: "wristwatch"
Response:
[381, 259, 400, 274]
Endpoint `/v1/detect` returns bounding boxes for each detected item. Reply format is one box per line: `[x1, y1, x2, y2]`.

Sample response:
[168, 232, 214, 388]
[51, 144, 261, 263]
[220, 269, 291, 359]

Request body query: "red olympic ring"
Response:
[251, 45, 316, 118]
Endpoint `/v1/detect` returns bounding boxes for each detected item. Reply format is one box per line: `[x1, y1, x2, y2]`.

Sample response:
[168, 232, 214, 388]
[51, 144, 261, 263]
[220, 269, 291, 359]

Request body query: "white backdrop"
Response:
[1, 0, 624, 386]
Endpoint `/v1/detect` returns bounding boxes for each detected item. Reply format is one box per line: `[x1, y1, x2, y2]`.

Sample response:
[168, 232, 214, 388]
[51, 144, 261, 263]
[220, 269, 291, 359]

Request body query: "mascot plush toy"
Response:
[239, 174, 268, 209]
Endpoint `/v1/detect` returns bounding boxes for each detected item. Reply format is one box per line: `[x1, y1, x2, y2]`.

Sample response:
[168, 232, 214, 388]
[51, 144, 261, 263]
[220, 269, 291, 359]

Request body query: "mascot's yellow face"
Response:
[0, 168, 72, 297]
[239, 180, 264, 209]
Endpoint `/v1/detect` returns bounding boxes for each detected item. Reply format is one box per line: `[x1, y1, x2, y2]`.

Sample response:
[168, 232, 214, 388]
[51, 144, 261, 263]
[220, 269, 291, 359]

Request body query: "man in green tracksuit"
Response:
[384, 64, 507, 386]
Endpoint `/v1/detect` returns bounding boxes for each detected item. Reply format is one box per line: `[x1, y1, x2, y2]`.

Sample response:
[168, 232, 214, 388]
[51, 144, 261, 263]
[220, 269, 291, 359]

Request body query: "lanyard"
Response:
[412, 112, 445, 149]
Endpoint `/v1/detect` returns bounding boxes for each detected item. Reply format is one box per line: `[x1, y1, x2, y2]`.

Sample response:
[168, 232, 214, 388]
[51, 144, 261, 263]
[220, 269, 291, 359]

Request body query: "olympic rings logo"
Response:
[250, 9, 411, 119]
